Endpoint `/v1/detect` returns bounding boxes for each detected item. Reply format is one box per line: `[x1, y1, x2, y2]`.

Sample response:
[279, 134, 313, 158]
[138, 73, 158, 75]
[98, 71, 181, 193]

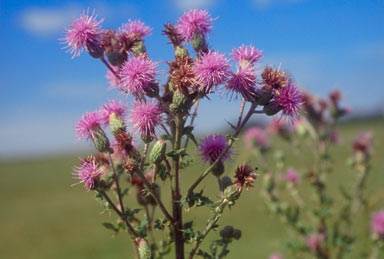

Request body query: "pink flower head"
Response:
[269, 253, 283, 259]
[63, 10, 104, 58]
[120, 56, 158, 97]
[73, 157, 102, 191]
[244, 127, 269, 150]
[75, 111, 104, 140]
[177, 9, 214, 41]
[371, 210, 384, 237]
[198, 134, 231, 163]
[194, 51, 231, 93]
[226, 62, 258, 101]
[130, 101, 163, 137]
[100, 99, 127, 123]
[120, 19, 152, 38]
[284, 168, 300, 185]
[231, 45, 263, 64]
[268, 118, 294, 139]
[352, 131, 373, 157]
[272, 82, 303, 120]
[329, 89, 342, 104]
[105, 67, 121, 88]
[306, 233, 325, 253]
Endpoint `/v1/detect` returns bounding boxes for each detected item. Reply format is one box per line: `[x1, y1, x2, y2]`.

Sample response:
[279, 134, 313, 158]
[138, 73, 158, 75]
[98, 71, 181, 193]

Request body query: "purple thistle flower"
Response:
[100, 99, 127, 123]
[226, 62, 258, 101]
[177, 9, 214, 41]
[306, 233, 325, 253]
[198, 134, 231, 163]
[194, 51, 231, 93]
[284, 168, 300, 185]
[130, 101, 163, 137]
[372, 210, 384, 237]
[63, 10, 104, 58]
[75, 111, 104, 140]
[73, 157, 102, 191]
[105, 66, 121, 88]
[231, 45, 263, 64]
[120, 56, 158, 97]
[244, 127, 269, 150]
[120, 20, 152, 38]
[269, 253, 283, 259]
[272, 82, 303, 119]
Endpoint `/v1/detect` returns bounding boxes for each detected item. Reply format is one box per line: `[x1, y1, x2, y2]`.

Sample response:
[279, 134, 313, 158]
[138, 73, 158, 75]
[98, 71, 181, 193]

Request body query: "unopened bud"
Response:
[220, 176, 233, 190]
[263, 102, 281, 116]
[220, 225, 234, 239]
[170, 90, 188, 114]
[149, 139, 167, 164]
[86, 41, 104, 59]
[132, 41, 146, 56]
[191, 33, 207, 52]
[224, 183, 242, 201]
[136, 238, 151, 259]
[212, 161, 225, 177]
[232, 229, 242, 240]
[175, 46, 189, 57]
[91, 125, 112, 153]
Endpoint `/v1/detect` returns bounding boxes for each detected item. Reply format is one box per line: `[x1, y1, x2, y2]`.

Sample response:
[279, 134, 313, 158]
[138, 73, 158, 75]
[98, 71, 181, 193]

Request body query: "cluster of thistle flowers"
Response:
[244, 91, 381, 258]
[64, 8, 304, 259]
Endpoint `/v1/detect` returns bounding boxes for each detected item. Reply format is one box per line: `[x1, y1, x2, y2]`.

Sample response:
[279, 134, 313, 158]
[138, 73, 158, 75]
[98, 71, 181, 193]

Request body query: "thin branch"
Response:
[100, 56, 120, 79]
[184, 99, 200, 148]
[108, 153, 126, 218]
[236, 98, 246, 128]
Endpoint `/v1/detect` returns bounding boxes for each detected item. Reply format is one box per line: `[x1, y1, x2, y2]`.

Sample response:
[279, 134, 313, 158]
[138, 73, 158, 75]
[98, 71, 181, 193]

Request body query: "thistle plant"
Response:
[63, 8, 304, 259]
[244, 90, 381, 258]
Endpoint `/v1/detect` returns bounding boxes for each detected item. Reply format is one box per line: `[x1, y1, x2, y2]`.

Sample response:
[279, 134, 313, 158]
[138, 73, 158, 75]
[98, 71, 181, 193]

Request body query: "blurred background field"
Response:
[1, 117, 383, 259]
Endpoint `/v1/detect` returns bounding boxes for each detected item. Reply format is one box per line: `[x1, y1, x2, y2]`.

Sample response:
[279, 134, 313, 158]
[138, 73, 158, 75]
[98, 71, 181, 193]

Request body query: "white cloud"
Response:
[253, 0, 305, 8]
[175, 0, 215, 10]
[20, 5, 82, 35]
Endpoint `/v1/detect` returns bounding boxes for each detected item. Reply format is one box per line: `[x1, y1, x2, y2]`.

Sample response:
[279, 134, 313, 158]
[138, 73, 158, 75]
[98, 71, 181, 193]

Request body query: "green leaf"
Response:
[102, 222, 119, 233]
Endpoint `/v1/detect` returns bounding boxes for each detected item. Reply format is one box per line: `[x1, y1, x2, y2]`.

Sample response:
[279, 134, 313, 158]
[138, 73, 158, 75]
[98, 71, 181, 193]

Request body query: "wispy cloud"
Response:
[20, 5, 81, 36]
[253, 0, 305, 8]
[175, 0, 215, 10]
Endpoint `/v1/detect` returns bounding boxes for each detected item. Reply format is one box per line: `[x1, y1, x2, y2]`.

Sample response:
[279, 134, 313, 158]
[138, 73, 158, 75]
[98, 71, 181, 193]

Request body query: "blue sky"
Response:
[0, 0, 383, 158]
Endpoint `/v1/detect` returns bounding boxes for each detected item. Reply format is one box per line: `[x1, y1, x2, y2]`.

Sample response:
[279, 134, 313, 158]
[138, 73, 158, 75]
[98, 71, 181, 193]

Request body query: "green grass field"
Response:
[1, 118, 383, 259]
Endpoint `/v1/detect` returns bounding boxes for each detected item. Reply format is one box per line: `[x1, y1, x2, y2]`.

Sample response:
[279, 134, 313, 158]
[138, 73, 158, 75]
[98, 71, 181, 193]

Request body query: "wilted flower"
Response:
[130, 101, 163, 138]
[176, 9, 213, 41]
[371, 210, 384, 238]
[63, 10, 104, 58]
[244, 127, 269, 151]
[194, 51, 231, 93]
[120, 20, 152, 39]
[198, 134, 231, 163]
[73, 157, 103, 191]
[234, 164, 257, 189]
[231, 45, 262, 65]
[120, 56, 158, 97]
[284, 168, 300, 185]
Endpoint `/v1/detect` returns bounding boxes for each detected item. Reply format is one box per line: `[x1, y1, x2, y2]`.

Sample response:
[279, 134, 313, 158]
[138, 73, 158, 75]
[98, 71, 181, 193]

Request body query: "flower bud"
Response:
[91, 125, 112, 153]
[109, 113, 126, 135]
[175, 46, 189, 57]
[212, 161, 225, 177]
[263, 102, 281, 116]
[170, 90, 188, 114]
[220, 225, 234, 239]
[224, 183, 242, 201]
[132, 41, 146, 56]
[136, 238, 151, 259]
[86, 41, 104, 59]
[191, 33, 207, 52]
[232, 229, 242, 240]
[149, 139, 167, 164]
[220, 176, 233, 190]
